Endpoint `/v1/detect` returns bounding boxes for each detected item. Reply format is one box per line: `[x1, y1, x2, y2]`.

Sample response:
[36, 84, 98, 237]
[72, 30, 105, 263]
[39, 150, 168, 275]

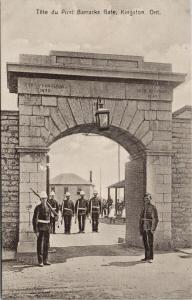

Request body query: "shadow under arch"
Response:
[48, 124, 147, 157]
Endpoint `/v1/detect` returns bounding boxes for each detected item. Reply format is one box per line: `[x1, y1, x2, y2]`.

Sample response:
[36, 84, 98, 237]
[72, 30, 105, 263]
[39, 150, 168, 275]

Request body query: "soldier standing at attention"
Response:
[139, 193, 159, 263]
[32, 191, 51, 267]
[62, 192, 74, 234]
[89, 190, 102, 232]
[49, 191, 59, 234]
[75, 191, 89, 233]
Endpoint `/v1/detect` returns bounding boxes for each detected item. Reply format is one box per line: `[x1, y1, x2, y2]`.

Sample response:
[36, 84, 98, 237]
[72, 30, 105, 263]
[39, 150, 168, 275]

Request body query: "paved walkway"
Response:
[2, 221, 192, 299]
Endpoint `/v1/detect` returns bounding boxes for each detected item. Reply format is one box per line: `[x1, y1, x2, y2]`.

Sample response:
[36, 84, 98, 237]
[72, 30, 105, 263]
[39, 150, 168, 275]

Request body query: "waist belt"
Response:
[92, 206, 99, 209]
[64, 208, 72, 211]
[38, 219, 50, 224]
[78, 208, 86, 210]
[142, 218, 152, 221]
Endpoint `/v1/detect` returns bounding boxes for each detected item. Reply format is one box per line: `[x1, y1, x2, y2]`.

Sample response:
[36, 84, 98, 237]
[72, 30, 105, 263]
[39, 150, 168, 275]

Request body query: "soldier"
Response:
[139, 193, 159, 263]
[62, 192, 74, 234]
[32, 191, 51, 267]
[89, 190, 102, 232]
[75, 191, 89, 233]
[49, 191, 59, 234]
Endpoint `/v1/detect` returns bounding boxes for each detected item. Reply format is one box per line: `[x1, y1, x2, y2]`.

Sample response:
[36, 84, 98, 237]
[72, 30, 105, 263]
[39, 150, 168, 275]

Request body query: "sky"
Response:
[1, 0, 191, 198]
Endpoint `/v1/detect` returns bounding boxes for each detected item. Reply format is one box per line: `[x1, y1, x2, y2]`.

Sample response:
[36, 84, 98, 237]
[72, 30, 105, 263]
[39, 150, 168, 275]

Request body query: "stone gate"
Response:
[2, 51, 192, 256]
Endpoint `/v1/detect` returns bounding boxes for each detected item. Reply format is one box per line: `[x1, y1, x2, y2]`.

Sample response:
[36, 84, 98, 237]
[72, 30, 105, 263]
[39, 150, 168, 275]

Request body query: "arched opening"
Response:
[45, 125, 147, 248]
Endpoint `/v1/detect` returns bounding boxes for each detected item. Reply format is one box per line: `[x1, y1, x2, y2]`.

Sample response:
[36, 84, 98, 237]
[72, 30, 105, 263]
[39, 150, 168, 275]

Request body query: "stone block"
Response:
[149, 141, 172, 151]
[138, 101, 150, 110]
[145, 111, 157, 120]
[29, 172, 45, 183]
[156, 183, 171, 193]
[42, 96, 57, 106]
[151, 102, 171, 111]
[30, 116, 45, 127]
[20, 192, 30, 203]
[58, 97, 76, 128]
[93, 81, 126, 99]
[20, 182, 38, 193]
[141, 131, 153, 146]
[71, 80, 92, 97]
[157, 111, 172, 120]
[155, 165, 172, 175]
[19, 95, 42, 106]
[135, 120, 149, 140]
[68, 98, 84, 125]
[80, 98, 94, 124]
[45, 116, 60, 138]
[156, 175, 164, 184]
[163, 193, 171, 202]
[20, 162, 38, 173]
[153, 131, 172, 141]
[33, 105, 50, 116]
[18, 78, 70, 96]
[120, 101, 137, 129]
[162, 213, 171, 222]
[20, 115, 30, 126]
[128, 110, 144, 135]
[19, 105, 32, 115]
[50, 107, 67, 132]
[20, 172, 30, 183]
[112, 100, 127, 127]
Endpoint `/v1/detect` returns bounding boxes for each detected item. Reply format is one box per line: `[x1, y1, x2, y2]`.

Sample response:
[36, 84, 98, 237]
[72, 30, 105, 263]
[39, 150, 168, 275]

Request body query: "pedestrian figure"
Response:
[49, 191, 59, 234]
[101, 198, 108, 217]
[89, 190, 102, 232]
[108, 204, 116, 224]
[139, 193, 159, 263]
[75, 191, 89, 233]
[32, 191, 51, 267]
[62, 192, 74, 234]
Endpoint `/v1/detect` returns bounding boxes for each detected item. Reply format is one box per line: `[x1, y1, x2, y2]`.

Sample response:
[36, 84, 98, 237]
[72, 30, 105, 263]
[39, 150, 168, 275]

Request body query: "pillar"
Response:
[17, 147, 48, 252]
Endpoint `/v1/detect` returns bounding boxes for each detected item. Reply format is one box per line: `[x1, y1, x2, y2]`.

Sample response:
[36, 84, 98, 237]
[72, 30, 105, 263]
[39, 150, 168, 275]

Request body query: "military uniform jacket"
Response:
[139, 203, 158, 235]
[32, 203, 51, 232]
[62, 199, 75, 216]
[48, 199, 59, 218]
[75, 198, 89, 216]
[89, 197, 101, 214]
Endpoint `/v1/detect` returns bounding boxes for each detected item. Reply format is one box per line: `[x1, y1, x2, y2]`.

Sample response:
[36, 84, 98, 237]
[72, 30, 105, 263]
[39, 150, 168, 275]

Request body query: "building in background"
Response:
[50, 173, 94, 204]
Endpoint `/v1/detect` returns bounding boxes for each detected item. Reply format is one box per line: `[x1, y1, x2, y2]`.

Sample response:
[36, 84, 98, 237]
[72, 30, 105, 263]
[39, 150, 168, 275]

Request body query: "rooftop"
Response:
[50, 173, 94, 186]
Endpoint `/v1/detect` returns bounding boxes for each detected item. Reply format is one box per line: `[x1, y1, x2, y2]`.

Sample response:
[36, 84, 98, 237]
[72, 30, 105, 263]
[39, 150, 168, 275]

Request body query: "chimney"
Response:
[90, 171, 92, 183]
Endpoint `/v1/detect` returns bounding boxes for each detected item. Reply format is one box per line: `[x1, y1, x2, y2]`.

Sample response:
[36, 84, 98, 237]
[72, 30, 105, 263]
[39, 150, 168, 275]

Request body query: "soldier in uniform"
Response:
[139, 193, 159, 263]
[62, 192, 74, 234]
[32, 191, 51, 267]
[49, 191, 59, 234]
[89, 190, 102, 232]
[75, 191, 89, 233]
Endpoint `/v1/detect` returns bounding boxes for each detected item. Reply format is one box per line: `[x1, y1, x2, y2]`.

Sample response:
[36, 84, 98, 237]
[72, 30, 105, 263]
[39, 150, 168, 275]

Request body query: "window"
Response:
[64, 187, 68, 194]
[51, 187, 55, 192]
[77, 186, 82, 195]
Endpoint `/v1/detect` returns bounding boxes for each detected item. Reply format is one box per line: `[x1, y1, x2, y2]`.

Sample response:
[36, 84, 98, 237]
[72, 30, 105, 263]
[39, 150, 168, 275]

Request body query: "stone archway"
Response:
[7, 51, 185, 252]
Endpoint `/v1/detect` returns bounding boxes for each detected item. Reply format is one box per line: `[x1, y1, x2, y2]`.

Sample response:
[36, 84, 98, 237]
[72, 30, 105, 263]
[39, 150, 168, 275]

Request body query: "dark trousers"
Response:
[64, 215, 72, 233]
[78, 214, 86, 232]
[37, 230, 50, 264]
[142, 230, 154, 260]
[50, 217, 56, 234]
[92, 213, 99, 231]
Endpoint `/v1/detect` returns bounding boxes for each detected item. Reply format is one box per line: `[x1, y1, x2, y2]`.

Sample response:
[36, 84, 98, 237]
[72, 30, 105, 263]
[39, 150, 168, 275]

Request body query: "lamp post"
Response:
[95, 98, 110, 130]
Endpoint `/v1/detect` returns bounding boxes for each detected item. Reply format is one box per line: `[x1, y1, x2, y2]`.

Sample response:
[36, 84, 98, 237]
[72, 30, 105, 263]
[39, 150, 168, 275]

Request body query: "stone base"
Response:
[17, 241, 36, 253]
[2, 249, 16, 261]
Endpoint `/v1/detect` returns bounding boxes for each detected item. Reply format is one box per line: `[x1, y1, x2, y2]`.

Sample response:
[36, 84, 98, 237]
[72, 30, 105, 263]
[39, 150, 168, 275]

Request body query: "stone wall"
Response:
[1, 111, 19, 251]
[172, 107, 192, 247]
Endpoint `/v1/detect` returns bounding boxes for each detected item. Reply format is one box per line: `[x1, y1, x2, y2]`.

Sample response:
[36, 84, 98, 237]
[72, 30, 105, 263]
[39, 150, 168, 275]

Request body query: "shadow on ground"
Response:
[3, 244, 142, 272]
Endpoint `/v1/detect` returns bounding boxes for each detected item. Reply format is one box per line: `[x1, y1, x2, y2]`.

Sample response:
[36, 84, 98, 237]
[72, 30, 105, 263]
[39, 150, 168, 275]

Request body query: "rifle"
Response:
[30, 188, 59, 221]
[75, 200, 79, 224]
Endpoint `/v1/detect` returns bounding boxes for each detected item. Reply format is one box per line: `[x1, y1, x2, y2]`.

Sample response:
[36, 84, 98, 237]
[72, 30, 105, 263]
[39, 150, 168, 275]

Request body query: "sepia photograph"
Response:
[1, 0, 192, 299]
